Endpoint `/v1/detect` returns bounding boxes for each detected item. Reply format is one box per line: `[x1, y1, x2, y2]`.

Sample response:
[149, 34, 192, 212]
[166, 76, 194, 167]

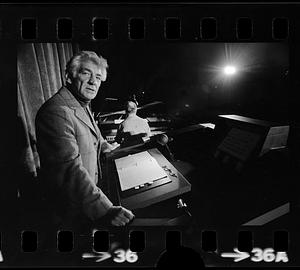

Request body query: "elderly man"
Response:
[115, 101, 151, 145]
[36, 51, 134, 228]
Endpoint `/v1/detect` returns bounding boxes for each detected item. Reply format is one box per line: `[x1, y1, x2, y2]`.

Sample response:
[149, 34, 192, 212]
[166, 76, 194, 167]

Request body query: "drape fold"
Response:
[17, 43, 79, 177]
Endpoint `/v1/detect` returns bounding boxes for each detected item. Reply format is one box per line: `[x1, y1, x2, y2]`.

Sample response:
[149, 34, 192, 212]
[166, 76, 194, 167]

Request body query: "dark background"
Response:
[83, 42, 289, 124]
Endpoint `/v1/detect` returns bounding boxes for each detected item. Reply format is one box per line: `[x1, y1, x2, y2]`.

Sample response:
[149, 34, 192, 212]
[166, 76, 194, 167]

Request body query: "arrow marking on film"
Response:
[221, 248, 250, 262]
[82, 252, 111, 262]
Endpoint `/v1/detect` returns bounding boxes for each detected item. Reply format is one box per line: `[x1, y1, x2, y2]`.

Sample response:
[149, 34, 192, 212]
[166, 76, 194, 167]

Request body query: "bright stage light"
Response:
[223, 65, 237, 75]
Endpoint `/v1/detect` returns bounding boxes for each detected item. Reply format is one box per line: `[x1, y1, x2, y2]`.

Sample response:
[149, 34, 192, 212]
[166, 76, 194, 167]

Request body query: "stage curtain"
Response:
[17, 43, 79, 179]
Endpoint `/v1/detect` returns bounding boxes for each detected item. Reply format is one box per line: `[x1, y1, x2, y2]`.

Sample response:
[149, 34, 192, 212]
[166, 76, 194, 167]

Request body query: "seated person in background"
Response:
[115, 101, 151, 146]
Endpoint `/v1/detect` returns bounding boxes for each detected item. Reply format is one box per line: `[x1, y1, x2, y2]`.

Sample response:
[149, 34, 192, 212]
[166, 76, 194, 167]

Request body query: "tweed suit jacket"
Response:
[35, 86, 113, 224]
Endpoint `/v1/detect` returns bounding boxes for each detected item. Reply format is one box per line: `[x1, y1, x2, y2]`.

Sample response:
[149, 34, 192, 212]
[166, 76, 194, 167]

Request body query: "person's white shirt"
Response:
[119, 114, 151, 136]
[115, 101, 151, 143]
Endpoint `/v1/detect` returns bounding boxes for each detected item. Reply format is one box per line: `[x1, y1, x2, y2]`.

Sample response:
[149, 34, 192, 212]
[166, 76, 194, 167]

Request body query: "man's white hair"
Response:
[65, 51, 108, 82]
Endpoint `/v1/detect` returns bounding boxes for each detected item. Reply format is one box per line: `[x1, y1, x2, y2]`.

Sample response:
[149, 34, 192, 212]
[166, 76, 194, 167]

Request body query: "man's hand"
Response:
[107, 206, 135, 226]
[102, 141, 120, 153]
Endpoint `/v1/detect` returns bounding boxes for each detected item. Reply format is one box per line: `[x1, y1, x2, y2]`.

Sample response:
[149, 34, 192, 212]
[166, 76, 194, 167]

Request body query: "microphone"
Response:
[157, 133, 169, 146]
[156, 133, 174, 145]
[156, 134, 175, 162]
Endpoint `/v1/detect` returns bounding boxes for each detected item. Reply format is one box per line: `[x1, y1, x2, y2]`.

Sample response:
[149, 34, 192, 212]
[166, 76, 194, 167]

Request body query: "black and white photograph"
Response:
[1, 3, 300, 268]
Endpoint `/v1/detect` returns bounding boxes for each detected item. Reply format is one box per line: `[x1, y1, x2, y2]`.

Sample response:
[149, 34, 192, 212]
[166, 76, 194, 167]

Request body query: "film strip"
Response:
[16, 16, 291, 41]
[14, 14, 291, 41]
[1, 2, 300, 268]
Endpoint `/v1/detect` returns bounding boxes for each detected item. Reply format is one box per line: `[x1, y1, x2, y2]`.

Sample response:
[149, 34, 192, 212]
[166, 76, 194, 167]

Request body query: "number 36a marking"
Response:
[113, 249, 138, 263]
[251, 248, 288, 263]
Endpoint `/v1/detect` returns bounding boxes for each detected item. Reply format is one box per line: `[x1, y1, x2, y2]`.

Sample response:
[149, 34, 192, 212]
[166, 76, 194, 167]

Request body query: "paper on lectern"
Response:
[115, 151, 168, 191]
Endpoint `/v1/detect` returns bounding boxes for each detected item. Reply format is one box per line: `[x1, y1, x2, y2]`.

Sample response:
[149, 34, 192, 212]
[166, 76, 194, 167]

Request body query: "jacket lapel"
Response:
[59, 87, 100, 139]
[74, 107, 99, 138]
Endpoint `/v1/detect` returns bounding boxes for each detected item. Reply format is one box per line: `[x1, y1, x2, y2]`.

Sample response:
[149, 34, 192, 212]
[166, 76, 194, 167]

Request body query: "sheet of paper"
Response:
[218, 128, 260, 161]
[115, 151, 168, 191]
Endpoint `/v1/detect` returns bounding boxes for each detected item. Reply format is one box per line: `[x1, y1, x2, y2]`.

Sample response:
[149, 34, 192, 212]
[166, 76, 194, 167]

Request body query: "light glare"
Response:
[224, 66, 237, 75]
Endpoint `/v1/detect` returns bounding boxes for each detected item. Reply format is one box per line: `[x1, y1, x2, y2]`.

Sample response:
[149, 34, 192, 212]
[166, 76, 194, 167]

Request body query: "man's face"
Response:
[71, 60, 103, 101]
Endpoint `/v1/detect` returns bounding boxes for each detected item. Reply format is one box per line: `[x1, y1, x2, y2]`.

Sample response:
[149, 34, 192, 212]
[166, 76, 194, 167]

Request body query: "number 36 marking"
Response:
[113, 249, 138, 263]
[251, 248, 288, 263]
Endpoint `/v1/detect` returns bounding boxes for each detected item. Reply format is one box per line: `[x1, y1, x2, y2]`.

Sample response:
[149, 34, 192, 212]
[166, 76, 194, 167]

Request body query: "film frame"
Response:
[1, 2, 300, 268]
